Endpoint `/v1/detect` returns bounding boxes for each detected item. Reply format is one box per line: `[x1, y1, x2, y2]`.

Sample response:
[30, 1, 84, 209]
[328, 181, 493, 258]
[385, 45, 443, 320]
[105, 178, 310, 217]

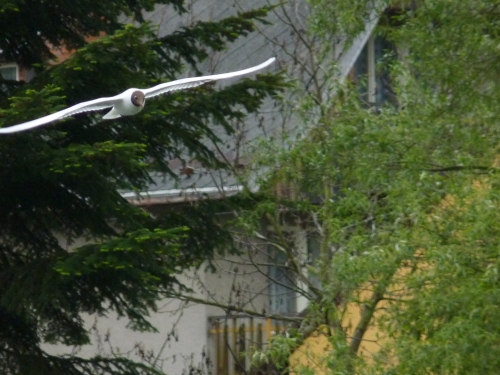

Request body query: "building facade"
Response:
[3, 1, 385, 373]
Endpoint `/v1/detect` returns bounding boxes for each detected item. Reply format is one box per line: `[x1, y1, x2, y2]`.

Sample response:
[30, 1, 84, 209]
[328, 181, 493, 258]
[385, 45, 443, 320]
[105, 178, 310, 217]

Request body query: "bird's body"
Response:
[102, 89, 145, 120]
[0, 58, 275, 134]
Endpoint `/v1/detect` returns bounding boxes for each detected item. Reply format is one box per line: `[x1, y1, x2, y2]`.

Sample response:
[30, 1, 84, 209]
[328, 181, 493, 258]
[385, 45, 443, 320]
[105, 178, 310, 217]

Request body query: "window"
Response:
[0, 64, 19, 81]
[268, 245, 296, 314]
[351, 34, 396, 106]
[306, 235, 322, 290]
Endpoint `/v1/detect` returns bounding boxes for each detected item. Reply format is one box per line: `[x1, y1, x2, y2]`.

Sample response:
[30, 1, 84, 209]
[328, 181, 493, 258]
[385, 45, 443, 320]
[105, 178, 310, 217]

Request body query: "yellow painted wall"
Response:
[289, 326, 331, 375]
[290, 177, 491, 373]
[289, 283, 402, 374]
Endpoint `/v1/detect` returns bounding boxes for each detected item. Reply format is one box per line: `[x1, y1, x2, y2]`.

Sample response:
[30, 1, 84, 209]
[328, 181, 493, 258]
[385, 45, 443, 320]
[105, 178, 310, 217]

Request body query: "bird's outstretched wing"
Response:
[0, 96, 119, 134]
[0, 57, 276, 134]
[142, 57, 276, 99]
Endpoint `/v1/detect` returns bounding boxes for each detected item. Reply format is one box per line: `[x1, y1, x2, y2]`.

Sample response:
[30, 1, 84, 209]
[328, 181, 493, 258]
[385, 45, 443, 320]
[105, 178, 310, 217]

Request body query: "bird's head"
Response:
[131, 90, 145, 108]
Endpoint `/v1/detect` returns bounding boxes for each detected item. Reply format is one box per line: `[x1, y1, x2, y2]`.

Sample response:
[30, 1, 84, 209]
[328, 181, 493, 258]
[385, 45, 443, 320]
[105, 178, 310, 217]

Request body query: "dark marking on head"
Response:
[131, 90, 145, 107]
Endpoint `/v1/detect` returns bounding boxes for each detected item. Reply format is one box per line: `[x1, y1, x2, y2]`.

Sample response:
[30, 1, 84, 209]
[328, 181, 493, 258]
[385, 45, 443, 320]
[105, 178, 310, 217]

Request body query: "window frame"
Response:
[0, 63, 19, 81]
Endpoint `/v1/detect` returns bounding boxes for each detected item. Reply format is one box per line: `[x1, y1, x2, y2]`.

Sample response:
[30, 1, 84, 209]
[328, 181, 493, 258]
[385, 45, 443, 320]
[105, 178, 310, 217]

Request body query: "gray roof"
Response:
[125, 0, 379, 205]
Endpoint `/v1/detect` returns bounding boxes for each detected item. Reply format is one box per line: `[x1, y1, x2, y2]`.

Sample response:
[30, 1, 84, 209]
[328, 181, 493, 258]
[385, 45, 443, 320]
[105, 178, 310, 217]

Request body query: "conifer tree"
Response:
[0, 1, 283, 374]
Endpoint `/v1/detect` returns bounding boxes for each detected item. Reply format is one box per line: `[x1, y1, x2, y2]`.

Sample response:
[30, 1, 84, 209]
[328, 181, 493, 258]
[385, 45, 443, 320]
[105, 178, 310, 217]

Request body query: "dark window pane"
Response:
[268, 245, 296, 314]
[0, 66, 17, 80]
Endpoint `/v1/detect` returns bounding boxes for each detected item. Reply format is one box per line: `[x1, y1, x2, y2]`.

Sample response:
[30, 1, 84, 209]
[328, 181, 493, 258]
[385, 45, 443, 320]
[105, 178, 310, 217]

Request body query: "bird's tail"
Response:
[102, 107, 122, 120]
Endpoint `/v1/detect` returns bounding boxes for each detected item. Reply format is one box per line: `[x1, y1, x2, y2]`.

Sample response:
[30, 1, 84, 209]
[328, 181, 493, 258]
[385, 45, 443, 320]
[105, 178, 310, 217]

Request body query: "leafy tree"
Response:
[236, 0, 500, 374]
[0, 1, 283, 374]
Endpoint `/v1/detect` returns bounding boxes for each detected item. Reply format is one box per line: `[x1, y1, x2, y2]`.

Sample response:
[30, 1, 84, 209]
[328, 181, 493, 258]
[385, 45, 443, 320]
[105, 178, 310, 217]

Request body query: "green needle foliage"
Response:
[0, 1, 284, 374]
[242, 0, 500, 374]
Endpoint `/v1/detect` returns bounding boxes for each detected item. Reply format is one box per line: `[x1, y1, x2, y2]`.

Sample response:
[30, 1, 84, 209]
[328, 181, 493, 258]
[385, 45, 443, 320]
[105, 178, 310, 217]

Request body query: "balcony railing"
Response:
[208, 315, 291, 375]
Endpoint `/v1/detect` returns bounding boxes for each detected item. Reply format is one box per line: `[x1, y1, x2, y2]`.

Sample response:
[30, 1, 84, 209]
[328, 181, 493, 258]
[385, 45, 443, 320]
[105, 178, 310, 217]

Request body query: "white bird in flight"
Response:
[0, 57, 276, 134]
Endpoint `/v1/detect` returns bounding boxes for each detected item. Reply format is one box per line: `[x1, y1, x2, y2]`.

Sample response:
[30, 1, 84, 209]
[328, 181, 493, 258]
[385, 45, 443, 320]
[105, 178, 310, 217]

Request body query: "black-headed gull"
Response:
[0, 58, 276, 134]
